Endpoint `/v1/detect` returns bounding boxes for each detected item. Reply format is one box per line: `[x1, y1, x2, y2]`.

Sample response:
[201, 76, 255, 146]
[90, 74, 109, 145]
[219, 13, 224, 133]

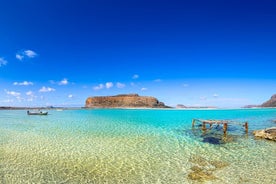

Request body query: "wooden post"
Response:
[192, 119, 195, 127]
[223, 123, 228, 135]
[244, 122, 248, 133]
[202, 122, 206, 131]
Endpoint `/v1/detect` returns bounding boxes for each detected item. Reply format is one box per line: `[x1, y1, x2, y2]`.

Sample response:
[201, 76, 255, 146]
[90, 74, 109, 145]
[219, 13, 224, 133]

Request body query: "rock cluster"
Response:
[85, 94, 168, 108]
[253, 127, 276, 141]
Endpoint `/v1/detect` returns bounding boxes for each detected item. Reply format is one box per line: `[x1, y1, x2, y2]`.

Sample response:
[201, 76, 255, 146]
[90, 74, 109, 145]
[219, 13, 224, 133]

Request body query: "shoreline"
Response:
[1, 106, 276, 111]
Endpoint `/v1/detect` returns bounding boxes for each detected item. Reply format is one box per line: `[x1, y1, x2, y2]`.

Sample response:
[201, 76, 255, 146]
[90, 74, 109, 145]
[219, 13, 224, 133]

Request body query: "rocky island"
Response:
[85, 94, 169, 108]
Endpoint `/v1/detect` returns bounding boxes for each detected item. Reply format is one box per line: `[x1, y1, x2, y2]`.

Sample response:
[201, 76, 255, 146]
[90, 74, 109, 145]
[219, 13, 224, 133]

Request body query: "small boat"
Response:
[27, 110, 48, 115]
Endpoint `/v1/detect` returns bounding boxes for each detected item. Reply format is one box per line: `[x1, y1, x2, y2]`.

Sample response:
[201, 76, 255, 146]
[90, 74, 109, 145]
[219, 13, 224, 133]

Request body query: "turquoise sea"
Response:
[0, 109, 275, 183]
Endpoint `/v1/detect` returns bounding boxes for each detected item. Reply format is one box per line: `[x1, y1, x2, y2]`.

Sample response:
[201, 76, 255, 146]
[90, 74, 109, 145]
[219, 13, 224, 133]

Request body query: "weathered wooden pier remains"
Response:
[192, 119, 248, 135]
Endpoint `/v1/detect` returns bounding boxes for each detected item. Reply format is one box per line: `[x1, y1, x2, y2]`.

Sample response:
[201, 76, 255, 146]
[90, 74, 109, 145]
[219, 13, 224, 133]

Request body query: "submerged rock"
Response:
[253, 127, 276, 141]
[201, 133, 236, 145]
[202, 137, 221, 145]
[188, 155, 229, 182]
[188, 166, 216, 182]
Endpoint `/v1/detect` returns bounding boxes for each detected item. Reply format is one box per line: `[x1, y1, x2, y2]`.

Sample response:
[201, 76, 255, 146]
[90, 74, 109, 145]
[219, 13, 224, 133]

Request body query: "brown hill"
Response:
[85, 94, 169, 108]
[261, 94, 276, 107]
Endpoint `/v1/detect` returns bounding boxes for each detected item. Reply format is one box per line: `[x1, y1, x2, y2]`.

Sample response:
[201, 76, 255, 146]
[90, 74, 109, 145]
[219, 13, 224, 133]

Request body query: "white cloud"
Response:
[213, 93, 219, 98]
[26, 91, 34, 96]
[39, 86, 56, 92]
[49, 78, 70, 85]
[0, 58, 7, 67]
[24, 50, 37, 58]
[16, 54, 23, 60]
[58, 78, 69, 85]
[93, 84, 104, 90]
[132, 74, 139, 79]
[13, 81, 34, 86]
[141, 87, 147, 91]
[16, 49, 37, 60]
[116, 82, 125, 88]
[105, 82, 113, 89]
[68, 94, 73, 98]
[6, 90, 21, 97]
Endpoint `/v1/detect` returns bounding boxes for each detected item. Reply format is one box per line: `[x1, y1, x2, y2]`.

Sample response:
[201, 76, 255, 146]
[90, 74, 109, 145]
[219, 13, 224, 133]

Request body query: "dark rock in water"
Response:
[202, 137, 221, 145]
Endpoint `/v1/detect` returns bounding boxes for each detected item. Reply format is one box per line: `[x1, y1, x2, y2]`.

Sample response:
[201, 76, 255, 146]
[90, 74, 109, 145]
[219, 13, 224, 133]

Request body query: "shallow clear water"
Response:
[0, 109, 275, 183]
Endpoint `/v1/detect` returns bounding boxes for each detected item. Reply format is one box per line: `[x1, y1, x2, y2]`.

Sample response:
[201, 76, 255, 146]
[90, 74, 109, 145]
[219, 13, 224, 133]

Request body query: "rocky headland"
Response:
[261, 94, 276, 107]
[244, 94, 276, 108]
[85, 94, 169, 108]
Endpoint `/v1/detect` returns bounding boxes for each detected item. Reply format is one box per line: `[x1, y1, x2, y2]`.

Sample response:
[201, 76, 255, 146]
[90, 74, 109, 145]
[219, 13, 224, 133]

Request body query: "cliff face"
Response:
[261, 94, 276, 107]
[85, 94, 168, 108]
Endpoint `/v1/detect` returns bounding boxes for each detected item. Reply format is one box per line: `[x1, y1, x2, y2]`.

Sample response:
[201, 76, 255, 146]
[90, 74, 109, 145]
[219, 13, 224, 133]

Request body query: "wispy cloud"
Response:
[6, 90, 21, 97]
[105, 82, 113, 89]
[93, 82, 115, 90]
[68, 94, 73, 98]
[183, 83, 189, 87]
[0, 58, 7, 67]
[49, 78, 70, 85]
[141, 87, 147, 91]
[16, 49, 37, 60]
[26, 91, 34, 96]
[39, 86, 55, 92]
[116, 82, 126, 88]
[154, 79, 162, 82]
[58, 78, 69, 85]
[5, 90, 23, 102]
[26, 91, 36, 101]
[132, 74, 139, 79]
[24, 50, 37, 58]
[93, 84, 104, 90]
[15, 54, 23, 60]
[1, 99, 14, 103]
[213, 93, 219, 98]
[13, 81, 34, 86]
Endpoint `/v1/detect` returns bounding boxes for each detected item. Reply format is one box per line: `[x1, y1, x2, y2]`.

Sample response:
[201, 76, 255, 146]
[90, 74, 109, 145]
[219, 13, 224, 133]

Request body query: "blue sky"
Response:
[0, 0, 276, 107]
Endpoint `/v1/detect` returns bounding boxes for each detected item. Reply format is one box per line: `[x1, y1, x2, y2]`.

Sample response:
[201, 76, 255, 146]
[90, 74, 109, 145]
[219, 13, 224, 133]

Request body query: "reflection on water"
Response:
[0, 109, 276, 183]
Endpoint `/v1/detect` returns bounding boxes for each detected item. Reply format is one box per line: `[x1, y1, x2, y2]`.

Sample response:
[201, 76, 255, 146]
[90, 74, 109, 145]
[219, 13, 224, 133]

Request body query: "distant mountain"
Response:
[261, 94, 276, 107]
[85, 94, 170, 108]
[243, 105, 260, 108]
[176, 104, 187, 108]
